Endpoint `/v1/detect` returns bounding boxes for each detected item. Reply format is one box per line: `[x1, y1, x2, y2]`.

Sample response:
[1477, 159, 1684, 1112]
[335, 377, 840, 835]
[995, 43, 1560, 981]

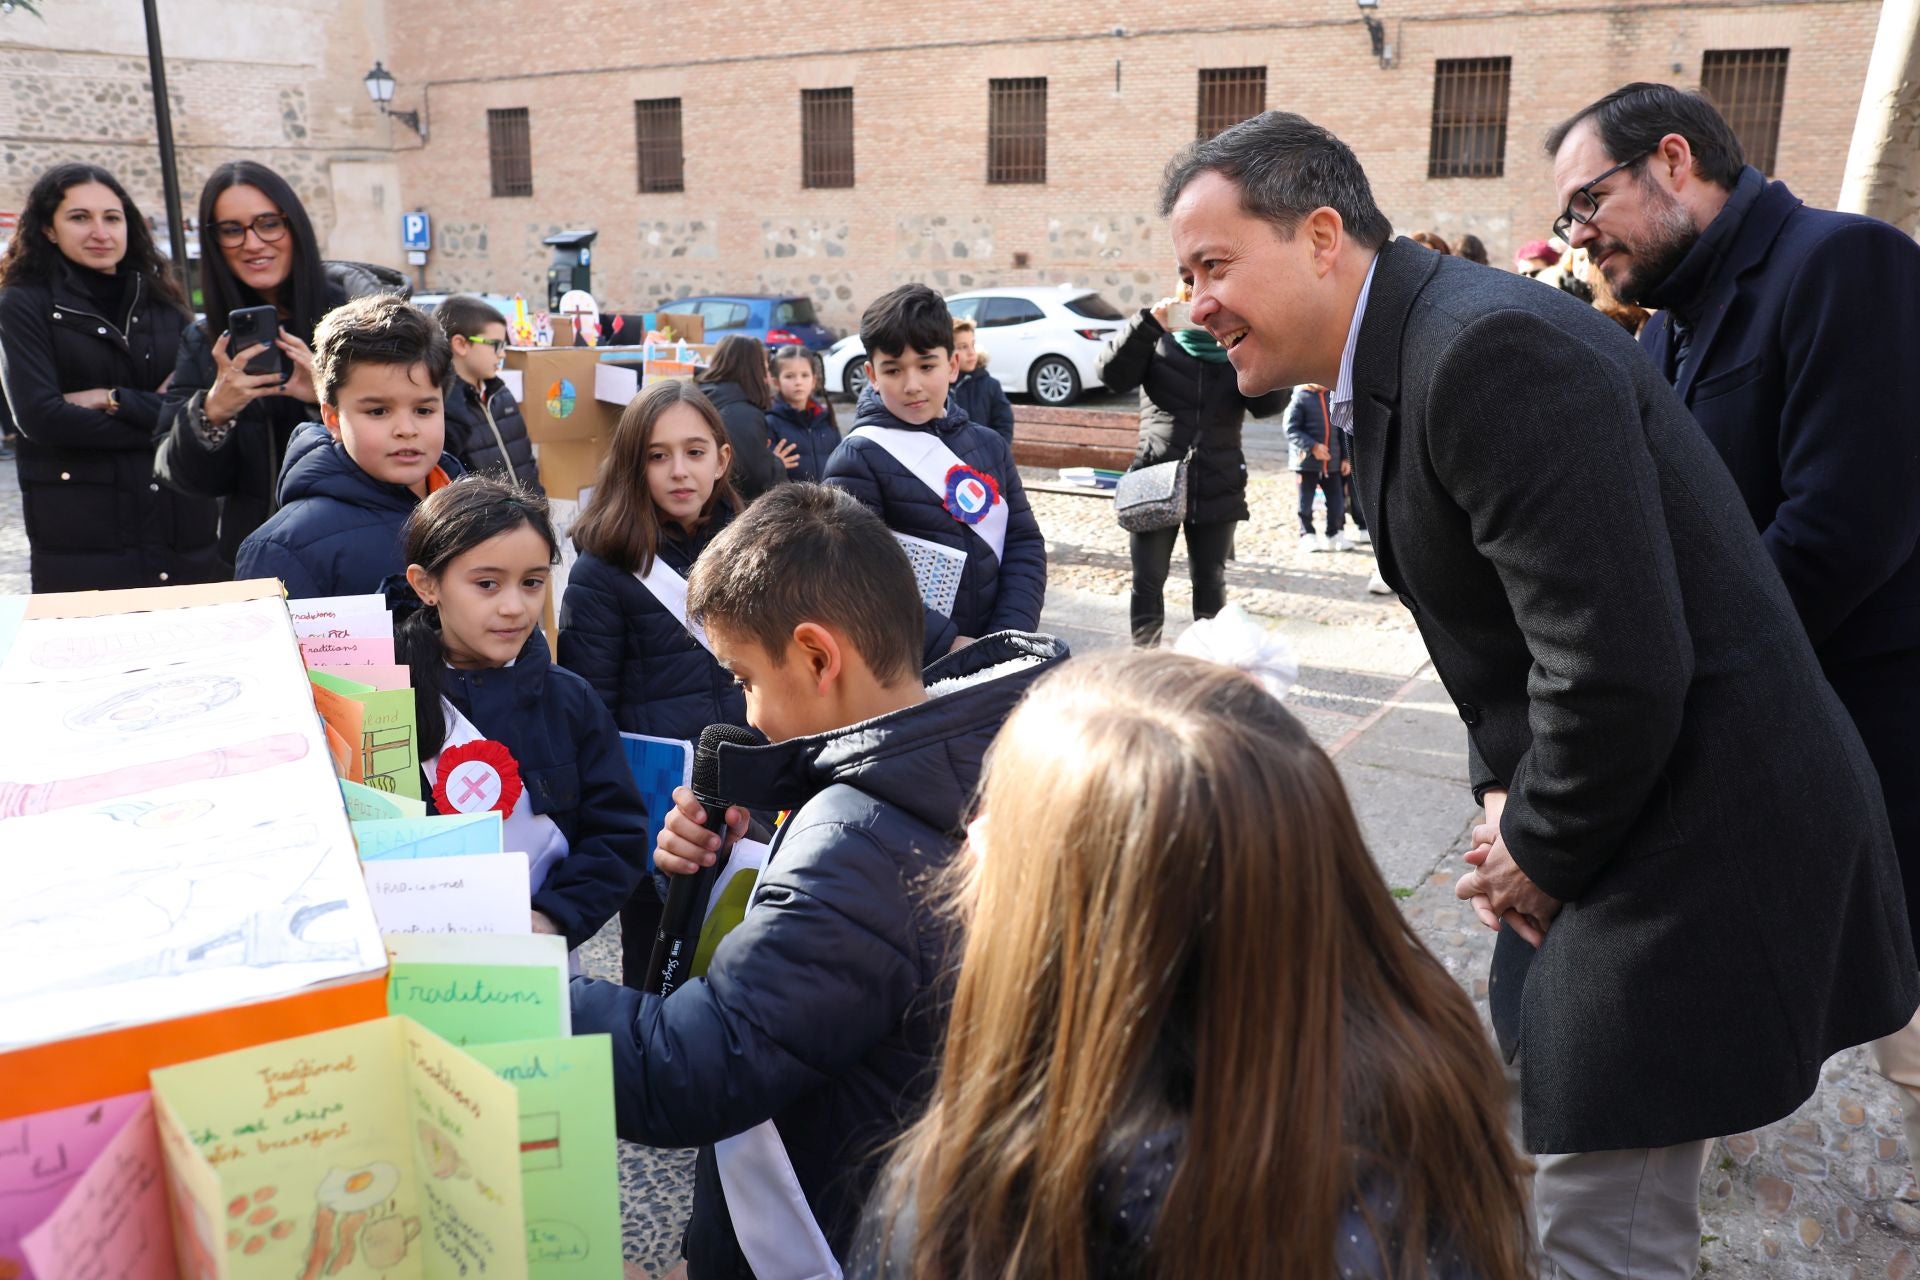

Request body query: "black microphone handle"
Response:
[647, 792, 730, 998]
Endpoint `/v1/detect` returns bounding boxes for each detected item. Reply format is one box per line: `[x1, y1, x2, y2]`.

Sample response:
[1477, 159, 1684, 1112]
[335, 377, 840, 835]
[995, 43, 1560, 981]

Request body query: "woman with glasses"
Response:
[156, 160, 404, 563]
[0, 162, 223, 591]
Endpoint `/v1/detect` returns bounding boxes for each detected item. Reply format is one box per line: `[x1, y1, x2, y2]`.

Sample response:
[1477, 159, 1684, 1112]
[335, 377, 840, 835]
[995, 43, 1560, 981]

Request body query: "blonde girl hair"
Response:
[869, 650, 1533, 1280]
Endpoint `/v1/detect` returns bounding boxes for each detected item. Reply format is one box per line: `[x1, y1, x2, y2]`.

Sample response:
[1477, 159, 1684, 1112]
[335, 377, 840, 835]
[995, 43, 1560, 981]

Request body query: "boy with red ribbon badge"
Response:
[825, 284, 1047, 665]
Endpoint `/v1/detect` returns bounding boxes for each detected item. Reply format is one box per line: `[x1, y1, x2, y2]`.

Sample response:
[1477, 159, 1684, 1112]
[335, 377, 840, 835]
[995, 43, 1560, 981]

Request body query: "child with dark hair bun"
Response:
[398, 473, 650, 954]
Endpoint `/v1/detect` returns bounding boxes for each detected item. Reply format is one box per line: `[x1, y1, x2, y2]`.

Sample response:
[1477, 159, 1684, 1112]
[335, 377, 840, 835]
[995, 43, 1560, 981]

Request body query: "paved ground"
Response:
[4, 432, 1914, 1277]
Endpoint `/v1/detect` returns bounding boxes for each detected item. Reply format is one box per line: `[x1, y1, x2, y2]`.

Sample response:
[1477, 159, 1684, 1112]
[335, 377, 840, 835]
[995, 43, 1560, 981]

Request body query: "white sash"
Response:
[633, 558, 712, 653]
[424, 697, 570, 899]
[850, 425, 1008, 561]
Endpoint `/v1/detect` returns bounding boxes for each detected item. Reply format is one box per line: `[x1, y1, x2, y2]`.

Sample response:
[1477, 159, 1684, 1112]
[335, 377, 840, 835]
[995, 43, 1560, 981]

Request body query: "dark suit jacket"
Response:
[1641, 168, 1920, 668]
[1349, 236, 1916, 1153]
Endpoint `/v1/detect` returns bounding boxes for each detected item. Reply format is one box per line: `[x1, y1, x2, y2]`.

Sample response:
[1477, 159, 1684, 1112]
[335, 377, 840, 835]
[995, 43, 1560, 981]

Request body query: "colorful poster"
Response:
[20, 1095, 176, 1280]
[466, 1038, 621, 1279]
[149, 1016, 527, 1280]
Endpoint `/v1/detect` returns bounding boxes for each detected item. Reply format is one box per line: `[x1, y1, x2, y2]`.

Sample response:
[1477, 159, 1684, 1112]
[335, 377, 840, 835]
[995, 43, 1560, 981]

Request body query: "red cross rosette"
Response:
[434, 739, 524, 817]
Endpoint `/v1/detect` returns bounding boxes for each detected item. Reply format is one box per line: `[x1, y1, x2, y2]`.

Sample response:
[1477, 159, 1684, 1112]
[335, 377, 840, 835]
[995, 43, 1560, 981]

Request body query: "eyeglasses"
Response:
[1552, 151, 1654, 241]
[212, 214, 290, 248]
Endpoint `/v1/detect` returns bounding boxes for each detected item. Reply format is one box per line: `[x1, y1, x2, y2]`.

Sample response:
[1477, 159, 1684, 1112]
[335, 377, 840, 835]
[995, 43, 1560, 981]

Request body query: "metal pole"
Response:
[141, 0, 192, 296]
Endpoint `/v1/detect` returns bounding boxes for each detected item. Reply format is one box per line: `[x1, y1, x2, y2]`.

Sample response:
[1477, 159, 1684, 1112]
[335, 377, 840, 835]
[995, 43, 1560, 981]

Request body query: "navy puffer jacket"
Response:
[570, 632, 1070, 1279]
[432, 629, 650, 950]
[699, 379, 786, 503]
[442, 374, 541, 491]
[557, 507, 748, 744]
[234, 420, 462, 599]
[949, 363, 1014, 445]
[765, 397, 841, 483]
[824, 392, 1047, 663]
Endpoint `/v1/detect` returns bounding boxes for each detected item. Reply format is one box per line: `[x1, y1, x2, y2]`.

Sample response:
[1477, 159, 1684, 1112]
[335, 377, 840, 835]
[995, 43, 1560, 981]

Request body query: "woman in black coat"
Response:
[1097, 291, 1287, 646]
[694, 335, 788, 503]
[0, 163, 222, 592]
[155, 161, 402, 563]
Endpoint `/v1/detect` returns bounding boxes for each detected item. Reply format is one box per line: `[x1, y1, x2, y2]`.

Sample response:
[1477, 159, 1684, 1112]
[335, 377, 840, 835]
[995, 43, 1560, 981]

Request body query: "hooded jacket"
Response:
[948, 359, 1014, 446]
[570, 632, 1070, 1279]
[764, 396, 841, 484]
[156, 261, 408, 563]
[0, 261, 223, 592]
[1284, 384, 1348, 476]
[442, 373, 541, 491]
[233, 421, 461, 599]
[699, 379, 787, 503]
[433, 628, 651, 949]
[824, 392, 1047, 663]
[1097, 310, 1288, 526]
[557, 505, 748, 744]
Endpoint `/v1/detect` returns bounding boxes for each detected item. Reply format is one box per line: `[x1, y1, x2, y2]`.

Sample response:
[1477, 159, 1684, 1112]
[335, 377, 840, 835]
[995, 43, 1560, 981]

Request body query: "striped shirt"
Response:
[1330, 255, 1381, 436]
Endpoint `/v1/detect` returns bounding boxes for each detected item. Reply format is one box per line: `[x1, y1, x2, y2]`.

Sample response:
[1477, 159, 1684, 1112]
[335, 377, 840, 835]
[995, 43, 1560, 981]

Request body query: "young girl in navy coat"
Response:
[765, 345, 841, 482]
[398, 474, 650, 957]
[557, 378, 751, 984]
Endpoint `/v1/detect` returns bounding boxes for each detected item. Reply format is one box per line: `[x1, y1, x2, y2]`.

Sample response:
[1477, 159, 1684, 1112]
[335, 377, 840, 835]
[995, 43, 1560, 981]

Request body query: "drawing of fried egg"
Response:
[315, 1162, 399, 1214]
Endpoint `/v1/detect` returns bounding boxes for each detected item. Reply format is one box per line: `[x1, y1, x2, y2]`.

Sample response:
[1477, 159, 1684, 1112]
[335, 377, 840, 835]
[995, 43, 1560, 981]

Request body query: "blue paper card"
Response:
[621, 733, 692, 871]
[353, 811, 504, 860]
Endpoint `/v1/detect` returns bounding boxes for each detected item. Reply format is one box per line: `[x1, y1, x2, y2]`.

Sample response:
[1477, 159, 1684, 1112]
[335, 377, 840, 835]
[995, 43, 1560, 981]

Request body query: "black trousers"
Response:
[1298, 469, 1346, 536]
[1129, 520, 1237, 646]
[1827, 649, 1920, 936]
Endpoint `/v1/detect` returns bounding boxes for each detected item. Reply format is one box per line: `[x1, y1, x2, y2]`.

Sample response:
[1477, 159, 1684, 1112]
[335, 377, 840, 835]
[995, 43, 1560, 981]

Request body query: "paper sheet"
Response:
[0, 1092, 152, 1279]
[299, 636, 396, 667]
[363, 852, 532, 936]
[311, 664, 411, 692]
[341, 779, 428, 821]
[287, 596, 391, 642]
[619, 734, 692, 873]
[386, 952, 569, 1048]
[20, 1096, 175, 1280]
[591, 363, 638, 407]
[354, 814, 503, 861]
[499, 369, 524, 401]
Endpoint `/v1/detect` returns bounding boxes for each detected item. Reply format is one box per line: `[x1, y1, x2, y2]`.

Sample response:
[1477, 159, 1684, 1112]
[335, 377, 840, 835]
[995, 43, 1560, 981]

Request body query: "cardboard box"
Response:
[506, 346, 623, 445]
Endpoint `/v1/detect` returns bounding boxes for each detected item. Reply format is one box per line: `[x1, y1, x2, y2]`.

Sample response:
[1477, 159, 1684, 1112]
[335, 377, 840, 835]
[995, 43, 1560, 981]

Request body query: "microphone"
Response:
[649, 723, 761, 998]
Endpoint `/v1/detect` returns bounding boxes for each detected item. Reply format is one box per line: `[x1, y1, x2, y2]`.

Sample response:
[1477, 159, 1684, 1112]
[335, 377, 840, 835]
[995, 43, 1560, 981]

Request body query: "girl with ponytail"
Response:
[398, 474, 650, 955]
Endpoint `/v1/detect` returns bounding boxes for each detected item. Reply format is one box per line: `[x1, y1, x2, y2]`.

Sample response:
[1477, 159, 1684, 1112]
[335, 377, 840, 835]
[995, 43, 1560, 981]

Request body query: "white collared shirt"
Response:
[1329, 255, 1380, 436]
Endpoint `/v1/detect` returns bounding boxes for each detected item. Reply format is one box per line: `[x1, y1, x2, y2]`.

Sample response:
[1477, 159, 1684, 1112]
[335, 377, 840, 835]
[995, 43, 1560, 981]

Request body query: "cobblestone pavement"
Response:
[5, 442, 1914, 1278]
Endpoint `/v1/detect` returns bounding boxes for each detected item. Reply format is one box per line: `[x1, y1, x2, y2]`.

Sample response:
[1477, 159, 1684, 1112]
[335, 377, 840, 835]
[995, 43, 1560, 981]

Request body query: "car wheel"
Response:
[1029, 356, 1081, 406]
[844, 362, 871, 400]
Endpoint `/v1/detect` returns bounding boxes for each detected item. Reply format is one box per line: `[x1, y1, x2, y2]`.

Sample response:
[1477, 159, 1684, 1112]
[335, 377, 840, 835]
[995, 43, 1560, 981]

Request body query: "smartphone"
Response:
[227, 305, 284, 379]
[1165, 301, 1199, 331]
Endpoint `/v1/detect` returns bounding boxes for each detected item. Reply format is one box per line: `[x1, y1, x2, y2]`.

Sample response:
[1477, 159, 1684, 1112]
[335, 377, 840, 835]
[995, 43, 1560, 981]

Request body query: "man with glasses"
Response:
[432, 294, 541, 492]
[1550, 83, 1920, 1188]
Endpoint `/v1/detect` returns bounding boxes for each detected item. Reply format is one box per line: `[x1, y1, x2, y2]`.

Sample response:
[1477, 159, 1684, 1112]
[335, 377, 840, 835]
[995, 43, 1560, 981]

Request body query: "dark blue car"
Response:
[663, 294, 837, 350]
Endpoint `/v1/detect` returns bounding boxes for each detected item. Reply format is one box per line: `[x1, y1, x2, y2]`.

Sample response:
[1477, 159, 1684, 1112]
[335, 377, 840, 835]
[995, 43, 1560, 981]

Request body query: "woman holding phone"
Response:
[0, 162, 222, 591]
[156, 160, 402, 563]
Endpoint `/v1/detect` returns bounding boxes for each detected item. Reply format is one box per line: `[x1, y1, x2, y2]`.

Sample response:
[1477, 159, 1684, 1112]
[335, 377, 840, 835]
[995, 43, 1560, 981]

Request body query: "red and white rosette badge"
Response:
[434, 739, 525, 817]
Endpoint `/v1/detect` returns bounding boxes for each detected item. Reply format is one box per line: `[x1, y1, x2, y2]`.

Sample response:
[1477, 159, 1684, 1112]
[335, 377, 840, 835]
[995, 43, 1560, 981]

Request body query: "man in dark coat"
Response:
[1550, 83, 1920, 1171]
[1162, 111, 1917, 1279]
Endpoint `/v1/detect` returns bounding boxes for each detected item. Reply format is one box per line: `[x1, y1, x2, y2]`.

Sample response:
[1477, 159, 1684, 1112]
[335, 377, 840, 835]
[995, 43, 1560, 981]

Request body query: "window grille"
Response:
[487, 108, 532, 198]
[1197, 67, 1267, 139]
[801, 88, 855, 189]
[1701, 49, 1789, 175]
[634, 98, 685, 193]
[988, 78, 1048, 184]
[1427, 59, 1511, 179]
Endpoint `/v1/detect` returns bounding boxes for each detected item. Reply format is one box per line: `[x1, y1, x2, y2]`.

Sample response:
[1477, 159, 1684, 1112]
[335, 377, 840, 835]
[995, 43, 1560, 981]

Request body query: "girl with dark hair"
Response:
[156, 160, 403, 562]
[858, 651, 1536, 1280]
[397, 474, 650, 958]
[557, 378, 750, 984]
[694, 333, 788, 502]
[0, 162, 222, 591]
[765, 344, 841, 482]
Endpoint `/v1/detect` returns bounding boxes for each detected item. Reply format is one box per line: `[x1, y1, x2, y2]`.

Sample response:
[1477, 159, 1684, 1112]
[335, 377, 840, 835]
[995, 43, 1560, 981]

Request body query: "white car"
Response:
[822, 285, 1128, 407]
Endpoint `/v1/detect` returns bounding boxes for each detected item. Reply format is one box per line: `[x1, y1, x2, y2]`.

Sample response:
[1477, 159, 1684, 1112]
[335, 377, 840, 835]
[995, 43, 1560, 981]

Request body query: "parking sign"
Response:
[401, 212, 431, 252]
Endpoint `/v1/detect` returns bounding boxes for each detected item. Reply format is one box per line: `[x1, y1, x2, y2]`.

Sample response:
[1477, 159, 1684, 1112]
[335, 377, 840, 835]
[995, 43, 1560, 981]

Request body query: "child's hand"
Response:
[655, 785, 749, 876]
[948, 635, 975, 655]
[772, 439, 801, 471]
[530, 910, 561, 935]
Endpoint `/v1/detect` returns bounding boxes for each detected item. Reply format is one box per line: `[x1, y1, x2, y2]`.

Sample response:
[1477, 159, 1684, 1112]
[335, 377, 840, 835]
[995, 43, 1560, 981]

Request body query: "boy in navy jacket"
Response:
[236, 294, 460, 598]
[570, 484, 1067, 1278]
[948, 317, 1015, 444]
[824, 285, 1047, 663]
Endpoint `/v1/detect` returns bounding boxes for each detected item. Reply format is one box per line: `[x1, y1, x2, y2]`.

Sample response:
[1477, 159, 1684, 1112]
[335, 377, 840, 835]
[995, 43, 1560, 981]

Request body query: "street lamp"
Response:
[364, 61, 427, 140]
[1356, 0, 1392, 68]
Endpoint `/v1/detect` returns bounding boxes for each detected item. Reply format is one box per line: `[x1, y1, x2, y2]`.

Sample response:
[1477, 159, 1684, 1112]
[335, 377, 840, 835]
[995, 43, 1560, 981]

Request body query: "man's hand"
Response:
[63, 388, 113, 412]
[1340, 459, 1352, 477]
[1454, 788, 1563, 947]
[654, 785, 748, 877]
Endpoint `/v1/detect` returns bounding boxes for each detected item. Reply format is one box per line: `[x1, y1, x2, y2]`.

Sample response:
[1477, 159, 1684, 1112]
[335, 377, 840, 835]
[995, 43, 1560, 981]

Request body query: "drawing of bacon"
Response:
[0, 732, 310, 817]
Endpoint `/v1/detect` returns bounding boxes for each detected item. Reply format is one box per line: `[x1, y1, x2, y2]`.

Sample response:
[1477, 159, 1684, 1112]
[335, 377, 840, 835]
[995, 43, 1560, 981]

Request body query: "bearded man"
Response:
[1550, 83, 1920, 1186]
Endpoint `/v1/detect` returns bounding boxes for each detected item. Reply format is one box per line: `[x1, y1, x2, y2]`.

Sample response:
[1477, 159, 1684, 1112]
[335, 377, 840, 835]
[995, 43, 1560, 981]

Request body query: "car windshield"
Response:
[1064, 293, 1125, 320]
[775, 298, 818, 325]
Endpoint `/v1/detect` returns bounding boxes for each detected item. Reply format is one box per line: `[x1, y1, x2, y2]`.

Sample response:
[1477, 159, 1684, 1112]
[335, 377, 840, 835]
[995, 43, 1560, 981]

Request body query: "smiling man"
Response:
[1160, 111, 1917, 1279]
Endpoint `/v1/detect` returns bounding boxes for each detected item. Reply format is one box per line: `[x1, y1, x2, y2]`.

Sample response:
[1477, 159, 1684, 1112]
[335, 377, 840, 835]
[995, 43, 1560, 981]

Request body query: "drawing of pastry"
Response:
[65, 673, 245, 734]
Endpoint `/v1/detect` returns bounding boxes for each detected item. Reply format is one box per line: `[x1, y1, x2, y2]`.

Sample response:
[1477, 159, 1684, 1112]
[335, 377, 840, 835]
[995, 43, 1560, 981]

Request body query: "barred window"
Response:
[1197, 67, 1267, 140]
[487, 108, 532, 198]
[801, 88, 855, 189]
[1427, 58, 1511, 179]
[634, 98, 685, 194]
[988, 78, 1048, 184]
[1701, 49, 1789, 175]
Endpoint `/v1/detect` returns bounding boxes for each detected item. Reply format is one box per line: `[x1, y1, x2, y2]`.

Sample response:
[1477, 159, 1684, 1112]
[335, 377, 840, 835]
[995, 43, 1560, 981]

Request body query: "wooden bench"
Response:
[1011, 405, 1138, 471]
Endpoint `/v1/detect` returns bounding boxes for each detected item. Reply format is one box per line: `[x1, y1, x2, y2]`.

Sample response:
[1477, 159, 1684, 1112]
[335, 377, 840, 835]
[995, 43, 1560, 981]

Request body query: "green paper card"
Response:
[467, 1037, 623, 1279]
[385, 933, 570, 1047]
[343, 777, 427, 820]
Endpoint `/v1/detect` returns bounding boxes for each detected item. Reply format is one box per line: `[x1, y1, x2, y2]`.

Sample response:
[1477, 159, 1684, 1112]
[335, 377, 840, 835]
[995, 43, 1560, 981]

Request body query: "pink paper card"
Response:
[310, 663, 411, 692]
[21, 1096, 174, 1280]
[0, 1092, 151, 1280]
[297, 635, 395, 666]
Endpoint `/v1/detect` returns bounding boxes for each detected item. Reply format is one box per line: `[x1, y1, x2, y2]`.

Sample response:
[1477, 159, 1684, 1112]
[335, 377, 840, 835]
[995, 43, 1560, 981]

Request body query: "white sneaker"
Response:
[1299, 534, 1323, 554]
[1367, 569, 1392, 595]
[1330, 533, 1356, 553]
[1350, 528, 1371, 545]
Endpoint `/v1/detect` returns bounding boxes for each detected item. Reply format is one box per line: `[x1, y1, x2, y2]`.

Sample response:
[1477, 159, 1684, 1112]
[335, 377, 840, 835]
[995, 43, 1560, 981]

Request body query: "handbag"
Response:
[1113, 457, 1190, 532]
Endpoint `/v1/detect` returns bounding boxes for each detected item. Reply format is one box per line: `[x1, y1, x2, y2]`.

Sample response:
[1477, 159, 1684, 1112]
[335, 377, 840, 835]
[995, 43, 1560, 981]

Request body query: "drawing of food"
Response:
[299, 1163, 401, 1279]
[166, 1167, 220, 1280]
[0, 732, 309, 818]
[30, 612, 273, 670]
[224, 1183, 292, 1260]
[417, 1119, 469, 1180]
[360, 1212, 422, 1268]
[66, 673, 244, 734]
